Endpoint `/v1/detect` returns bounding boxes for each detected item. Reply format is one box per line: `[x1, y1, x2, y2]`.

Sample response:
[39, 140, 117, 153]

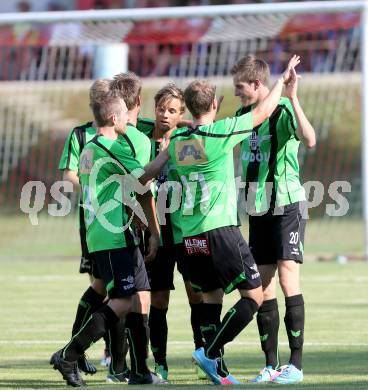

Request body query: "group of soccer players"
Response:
[52, 53, 315, 386]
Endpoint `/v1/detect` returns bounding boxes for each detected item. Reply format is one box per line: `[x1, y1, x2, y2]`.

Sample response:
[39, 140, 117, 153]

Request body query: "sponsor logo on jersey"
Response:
[80, 149, 94, 173]
[175, 139, 208, 166]
[249, 131, 272, 151]
[184, 237, 210, 255]
[242, 131, 271, 162]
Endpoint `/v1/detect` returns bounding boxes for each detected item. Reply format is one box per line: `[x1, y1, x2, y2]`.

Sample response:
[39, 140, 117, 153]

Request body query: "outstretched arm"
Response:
[285, 68, 316, 148]
[253, 55, 301, 127]
[139, 146, 170, 185]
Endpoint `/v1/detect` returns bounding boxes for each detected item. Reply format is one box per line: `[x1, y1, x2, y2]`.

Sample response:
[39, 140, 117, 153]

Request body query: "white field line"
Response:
[0, 340, 366, 347]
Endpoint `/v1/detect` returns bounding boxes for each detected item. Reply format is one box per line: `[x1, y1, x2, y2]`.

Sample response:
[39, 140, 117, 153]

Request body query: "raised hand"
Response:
[283, 54, 300, 84]
[284, 67, 301, 100]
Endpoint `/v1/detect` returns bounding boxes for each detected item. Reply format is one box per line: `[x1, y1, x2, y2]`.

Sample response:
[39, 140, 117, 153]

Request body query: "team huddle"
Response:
[52, 54, 316, 386]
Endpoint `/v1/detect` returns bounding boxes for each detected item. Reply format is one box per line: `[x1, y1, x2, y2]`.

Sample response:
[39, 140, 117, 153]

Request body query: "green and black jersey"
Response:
[120, 123, 151, 166]
[136, 117, 183, 245]
[79, 135, 144, 253]
[168, 112, 254, 237]
[58, 121, 151, 230]
[59, 122, 96, 172]
[236, 97, 305, 213]
[59, 122, 97, 231]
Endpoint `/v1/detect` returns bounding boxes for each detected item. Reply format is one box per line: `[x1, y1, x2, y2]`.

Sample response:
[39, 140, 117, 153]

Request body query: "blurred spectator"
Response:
[47, 1, 66, 11]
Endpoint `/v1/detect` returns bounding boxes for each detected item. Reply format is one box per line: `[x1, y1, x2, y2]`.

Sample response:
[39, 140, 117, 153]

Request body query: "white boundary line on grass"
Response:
[0, 340, 366, 347]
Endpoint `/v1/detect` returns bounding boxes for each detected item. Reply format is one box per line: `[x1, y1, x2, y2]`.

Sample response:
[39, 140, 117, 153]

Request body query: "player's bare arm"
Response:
[253, 55, 300, 127]
[139, 149, 170, 185]
[62, 169, 80, 192]
[285, 68, 316, 148]
[136, 192, 160, 262]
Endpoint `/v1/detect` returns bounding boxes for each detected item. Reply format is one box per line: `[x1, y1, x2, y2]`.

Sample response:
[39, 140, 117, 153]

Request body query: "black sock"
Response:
[190, 302, 204, 350]
[284, 294, 304, 370]
[126, 312, 150, 377]
[71, 287, 105, 336]
[200, 303, 222, 346]
[200, 303, 228, 377]
[64, 304, 119, 362]
[257, 298, 280, 369]
[108, 318, 129, 374]
[206, 298, 259, 359]
[148, 306, 168, 367]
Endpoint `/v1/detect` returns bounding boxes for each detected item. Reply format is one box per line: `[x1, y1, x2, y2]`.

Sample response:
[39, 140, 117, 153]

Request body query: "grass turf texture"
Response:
[0, 259, 367, 389]
[0, 215, 364, 260]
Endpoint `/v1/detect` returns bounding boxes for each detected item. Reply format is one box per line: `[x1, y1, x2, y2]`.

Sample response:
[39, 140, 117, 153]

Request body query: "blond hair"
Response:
[110, 72, 142, 111]
[91, 94, 125, 127]
[89, 79, 110, 105]
[184, 80, 216, 119]
[154, 83, 185, 113]
[231, 55, 270, 85]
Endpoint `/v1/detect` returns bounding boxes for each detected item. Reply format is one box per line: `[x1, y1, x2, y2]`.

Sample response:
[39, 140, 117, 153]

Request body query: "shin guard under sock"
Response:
[257, 298, 280, 369]
[284, 294, 304, 370]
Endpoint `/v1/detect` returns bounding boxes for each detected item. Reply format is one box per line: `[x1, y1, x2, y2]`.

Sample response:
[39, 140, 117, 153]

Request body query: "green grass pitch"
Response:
[0, 259, 367, 389]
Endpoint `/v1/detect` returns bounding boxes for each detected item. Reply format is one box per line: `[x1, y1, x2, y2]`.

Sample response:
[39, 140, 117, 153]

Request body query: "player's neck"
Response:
[127, 108, 139, 127]
[192, 112, 214, 127]
[97, 126, 118, 140]
[153, 126, 176, 141]
[253, 87, 270, 108]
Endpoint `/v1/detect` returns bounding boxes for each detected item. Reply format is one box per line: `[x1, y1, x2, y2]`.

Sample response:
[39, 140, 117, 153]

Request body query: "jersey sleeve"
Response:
[211, 111, 254, 152]
[58, 129, 80, 171]
[280, 98, 298, 138]
[136, 117, 155, 138]
[139, 135, 152, 166]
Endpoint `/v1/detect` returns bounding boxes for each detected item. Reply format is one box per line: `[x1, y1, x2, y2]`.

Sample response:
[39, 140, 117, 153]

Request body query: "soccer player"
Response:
[168, 55, 300, 385]
[107, 72, 153, 383]
[134, 83, 204, 381]
[58, 79, 110, 376]
[50, 94, 169, 387]
[231, 55, 315, 384]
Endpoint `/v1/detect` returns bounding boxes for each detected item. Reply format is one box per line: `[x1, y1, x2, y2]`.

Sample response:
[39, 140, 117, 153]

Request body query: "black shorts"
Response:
[79, 228, 93, 274]
[249, 201, 307, 265]
[183, 226, 261, 294]
[145, 244, 190, 291]
[91, 246, 150, 299]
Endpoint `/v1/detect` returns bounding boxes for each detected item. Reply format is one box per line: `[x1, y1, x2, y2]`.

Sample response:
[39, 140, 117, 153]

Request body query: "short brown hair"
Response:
[154, 83, 185, 113]
[89, 79, 110, 104]
[231, 55, 270, 85]
[91, 94, 125, 127]
[110, 72, 141, 111]
[184, 80, 216, 119]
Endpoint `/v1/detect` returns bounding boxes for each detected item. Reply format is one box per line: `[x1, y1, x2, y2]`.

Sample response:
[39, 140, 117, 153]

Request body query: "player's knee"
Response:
[132, 291, 150, 314]
[188, 292, 203, 305]
[279, 272, 299, 296]
[203, 289, 223, 304]
[151, 290, 170, 309]
[240, 287, 263, 307]
[108, 297, 133, 318]
[279, 277, 300, 297]
[185, 283, 203, 304]
[91, 278, 106, 296]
